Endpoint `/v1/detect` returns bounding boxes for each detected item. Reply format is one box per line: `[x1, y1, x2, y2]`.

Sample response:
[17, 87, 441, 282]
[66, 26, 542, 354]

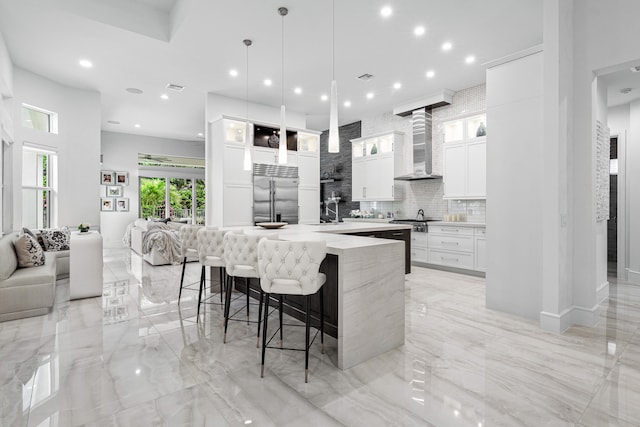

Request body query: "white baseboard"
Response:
[540, 303, 600, 334]
[628, 269, 640, 284]
[597, 280, 609, 303]
[540, 308, 572, 334]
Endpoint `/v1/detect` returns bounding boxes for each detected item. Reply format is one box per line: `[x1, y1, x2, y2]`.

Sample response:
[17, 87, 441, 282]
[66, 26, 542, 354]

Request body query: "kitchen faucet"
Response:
[325, 196, 341, 223]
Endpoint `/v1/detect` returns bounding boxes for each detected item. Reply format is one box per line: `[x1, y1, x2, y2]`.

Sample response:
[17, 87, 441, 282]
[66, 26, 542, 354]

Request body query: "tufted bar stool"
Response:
[178, 224, 203, 302]
[222, 231, 275, 344]
[196, 227, 227, 320]
[257, 239, 327, 383]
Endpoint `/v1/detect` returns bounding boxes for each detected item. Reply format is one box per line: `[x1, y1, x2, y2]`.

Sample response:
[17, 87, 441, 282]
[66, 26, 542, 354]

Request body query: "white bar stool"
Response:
[178, 224, 202, 302]
[222, 231, 276, 344]
[257, 239, 327, 383]
[196, 227, 226, 320]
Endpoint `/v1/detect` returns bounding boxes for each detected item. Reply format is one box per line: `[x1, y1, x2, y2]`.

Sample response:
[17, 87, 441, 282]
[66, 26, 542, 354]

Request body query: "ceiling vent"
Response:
[356, 73, 374, 81]
[166, 83, 185, 92]
[620, 88, 633, 95]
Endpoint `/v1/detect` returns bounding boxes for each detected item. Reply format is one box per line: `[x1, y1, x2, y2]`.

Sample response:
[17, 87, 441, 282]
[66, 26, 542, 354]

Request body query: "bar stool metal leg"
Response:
[279, 295, 284, 348]
[219, 268, 224, 303]
[178, 256, 187, 302]
[320, 287, 324, 354]
[256, 290, 264, 347]
[223, 274, 233, 343]
[305, 295, 311, 383]
[197, 265, 205, 320]
[261, 292, 270, 378]
[246, 278, 251, 323]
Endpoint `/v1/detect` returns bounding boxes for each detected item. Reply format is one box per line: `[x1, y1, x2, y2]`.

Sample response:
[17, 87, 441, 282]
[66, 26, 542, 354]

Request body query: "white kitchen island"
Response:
[236, 222, 410, 370]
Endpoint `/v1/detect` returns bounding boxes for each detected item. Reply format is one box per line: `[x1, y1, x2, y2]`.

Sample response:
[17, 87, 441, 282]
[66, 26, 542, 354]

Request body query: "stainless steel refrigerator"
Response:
[253, 163, 299, 224]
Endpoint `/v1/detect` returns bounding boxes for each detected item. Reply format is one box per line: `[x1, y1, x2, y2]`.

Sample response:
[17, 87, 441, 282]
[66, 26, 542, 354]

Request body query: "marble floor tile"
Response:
[3, 248, 640, 427]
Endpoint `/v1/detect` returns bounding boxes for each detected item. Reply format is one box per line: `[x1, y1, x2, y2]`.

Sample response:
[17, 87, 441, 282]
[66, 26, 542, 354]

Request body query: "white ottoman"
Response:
[70, 231, 103, 300]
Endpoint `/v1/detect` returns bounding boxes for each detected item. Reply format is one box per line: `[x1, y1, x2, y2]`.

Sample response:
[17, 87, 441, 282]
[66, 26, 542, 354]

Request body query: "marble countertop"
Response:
[239, 222, 411, 255]
[429, 221, 485, 228]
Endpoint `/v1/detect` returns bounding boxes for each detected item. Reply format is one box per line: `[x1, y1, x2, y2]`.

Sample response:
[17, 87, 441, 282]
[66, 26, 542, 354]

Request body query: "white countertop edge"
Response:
[428, 221, 485, 228]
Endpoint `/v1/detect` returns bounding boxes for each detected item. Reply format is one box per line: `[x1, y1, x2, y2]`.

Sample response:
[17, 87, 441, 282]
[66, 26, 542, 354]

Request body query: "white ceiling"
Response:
[0, 0, 544, 142]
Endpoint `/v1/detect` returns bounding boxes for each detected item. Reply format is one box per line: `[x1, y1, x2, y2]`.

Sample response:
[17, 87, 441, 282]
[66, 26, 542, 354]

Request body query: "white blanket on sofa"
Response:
[141, 224, 182, 264]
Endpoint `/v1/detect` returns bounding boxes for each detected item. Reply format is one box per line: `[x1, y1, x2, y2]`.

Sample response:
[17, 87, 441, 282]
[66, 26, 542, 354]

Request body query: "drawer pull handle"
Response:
[392, 232, 404, 236]
[442, 241, 459, 245]
[441, 257, 459, 262]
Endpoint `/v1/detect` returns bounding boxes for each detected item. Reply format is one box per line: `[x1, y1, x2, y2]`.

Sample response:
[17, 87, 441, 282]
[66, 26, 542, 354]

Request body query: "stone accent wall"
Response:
[319, 121, 361, 220]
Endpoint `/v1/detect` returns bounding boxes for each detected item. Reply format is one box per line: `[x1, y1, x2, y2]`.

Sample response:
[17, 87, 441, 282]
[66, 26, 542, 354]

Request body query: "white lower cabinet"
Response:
[299, 187, 320, 224]
[410, 232, 428, 264]
[424, 225, 485, 273]
[474, 227, 486, 272]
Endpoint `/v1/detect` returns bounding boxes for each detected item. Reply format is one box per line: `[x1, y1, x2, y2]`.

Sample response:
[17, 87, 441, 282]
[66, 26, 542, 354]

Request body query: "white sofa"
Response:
[130, 219, 185, 265]
[0, 233, 57, 322]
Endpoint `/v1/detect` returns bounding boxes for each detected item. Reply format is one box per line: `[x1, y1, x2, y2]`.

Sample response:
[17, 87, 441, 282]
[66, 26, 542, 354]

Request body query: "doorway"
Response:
[608, 136, 618, 277]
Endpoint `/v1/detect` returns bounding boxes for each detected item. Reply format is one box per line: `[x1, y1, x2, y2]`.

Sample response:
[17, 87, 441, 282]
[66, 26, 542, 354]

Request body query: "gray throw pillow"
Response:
[15, 233, 46, 267]
[41, 227, 71, 251]
[22, 227, 44, 250]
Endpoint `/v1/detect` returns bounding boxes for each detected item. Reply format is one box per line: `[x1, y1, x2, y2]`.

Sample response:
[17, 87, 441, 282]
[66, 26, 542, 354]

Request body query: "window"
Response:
[21, 104, 58, 134]
[139, 176, 205, 224]
[22, 146, 55, 229]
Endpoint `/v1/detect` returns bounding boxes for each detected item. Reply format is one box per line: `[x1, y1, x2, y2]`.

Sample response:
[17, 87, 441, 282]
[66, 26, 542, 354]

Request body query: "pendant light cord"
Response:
[282, 12, 285, 107]
[332, 0, 335, 80]
[246, 43, 249, 121]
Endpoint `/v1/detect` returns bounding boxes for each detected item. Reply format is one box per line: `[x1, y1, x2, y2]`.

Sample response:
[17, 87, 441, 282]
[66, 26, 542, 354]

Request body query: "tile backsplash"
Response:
[358, 84, 486, 222]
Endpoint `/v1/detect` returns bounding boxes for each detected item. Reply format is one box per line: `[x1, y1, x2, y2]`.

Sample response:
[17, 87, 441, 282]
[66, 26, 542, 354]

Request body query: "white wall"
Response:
[0, 30, 14, 235]
[486, 50, 544, 321]
[629, 100, 640, 281]
[6, 67, 100, 232]
[100, 131, 204, 247]
[206, 93, 306, 130]
[0, 30, 13, 98]
[608, 104, 630, 134]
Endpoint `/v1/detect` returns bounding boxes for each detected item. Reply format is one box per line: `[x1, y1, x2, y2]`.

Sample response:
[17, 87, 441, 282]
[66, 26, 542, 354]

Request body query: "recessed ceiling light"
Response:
[264, 79, 272, 86]
[79, 59, 93, 68]
[229, 69, 238, 77]
[414, 26, 425, 36]
[134, 124, 141, 128]
[166, 83, 184, 92]
[393, 82, 402, 89]
[426, 70, 435, 78]
[126, 88, 143, 94]
[465, 55, 476, 64]
[294, 87, 302, 94]
[366, 92, 374, 99]
[107, 120, 120, 125]
[442, 42, 453, 51]
[344, 100, 351, 107]
[197, 132, 204, 137]
[321, 94, 328, 101]
[380, 6, 392, 17]
[160, 94, 169, 100]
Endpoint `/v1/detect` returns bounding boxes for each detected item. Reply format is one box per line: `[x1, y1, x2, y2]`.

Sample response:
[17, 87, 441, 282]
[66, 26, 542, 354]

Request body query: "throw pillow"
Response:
[15, 233, 46, 267]
[22, 227, 44, 249]
[41, 227, 71, 251]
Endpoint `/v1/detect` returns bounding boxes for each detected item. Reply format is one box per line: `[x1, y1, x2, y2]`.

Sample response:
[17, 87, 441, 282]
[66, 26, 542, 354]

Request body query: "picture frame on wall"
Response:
[116, 198, 129, 212]
[115, 171, 129, 186]
[100, 171, 115, 185]
[106, 186, 123, 197]
[101, 197, 114, 211]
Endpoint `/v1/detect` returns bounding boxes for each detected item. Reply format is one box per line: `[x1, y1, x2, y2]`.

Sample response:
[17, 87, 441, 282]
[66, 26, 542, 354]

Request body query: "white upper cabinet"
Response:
[443, 114, 487, 200]
[351, 131, 404, 202]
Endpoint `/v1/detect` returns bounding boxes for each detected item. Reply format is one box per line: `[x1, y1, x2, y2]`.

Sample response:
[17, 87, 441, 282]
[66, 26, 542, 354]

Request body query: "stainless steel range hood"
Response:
[393, 91, 453, 181]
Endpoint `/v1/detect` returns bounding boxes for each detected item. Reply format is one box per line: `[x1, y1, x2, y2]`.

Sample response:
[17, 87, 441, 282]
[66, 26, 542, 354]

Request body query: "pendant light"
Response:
[328, 0, 340, 153]
[278, 6, 288, 164]
[243, 39, 253, 171]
